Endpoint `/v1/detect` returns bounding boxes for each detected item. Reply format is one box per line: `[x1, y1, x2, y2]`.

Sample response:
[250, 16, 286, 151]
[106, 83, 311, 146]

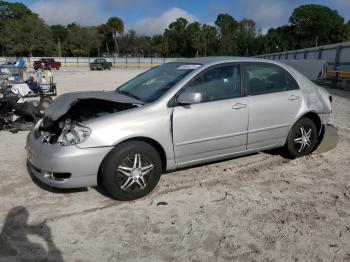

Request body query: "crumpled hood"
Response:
[44, 91, 140, 121]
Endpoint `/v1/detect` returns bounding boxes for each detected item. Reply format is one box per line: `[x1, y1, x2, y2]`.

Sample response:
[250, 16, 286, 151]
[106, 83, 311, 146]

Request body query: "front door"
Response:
[172, 64, 249, 166]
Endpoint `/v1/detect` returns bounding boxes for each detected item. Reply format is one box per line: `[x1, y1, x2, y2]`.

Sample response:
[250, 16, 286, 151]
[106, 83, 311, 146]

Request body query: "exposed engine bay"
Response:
[37, 98, 138, 146]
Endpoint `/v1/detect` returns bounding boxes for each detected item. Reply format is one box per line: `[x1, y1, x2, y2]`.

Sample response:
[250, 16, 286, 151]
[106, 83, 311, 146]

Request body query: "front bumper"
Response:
[90, 65, 101, 69]
[319, 113, 331, 126]
[26, 130, 113, 188]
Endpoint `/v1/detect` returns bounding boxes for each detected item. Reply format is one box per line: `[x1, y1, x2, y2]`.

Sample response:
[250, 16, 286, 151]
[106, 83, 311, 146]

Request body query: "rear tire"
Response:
[102, 141, 162, 201]
[285, 117, 318, 158]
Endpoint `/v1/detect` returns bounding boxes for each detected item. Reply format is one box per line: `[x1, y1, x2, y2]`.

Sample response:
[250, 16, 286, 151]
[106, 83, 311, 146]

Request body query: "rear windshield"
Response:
[116, 62, 201, 103]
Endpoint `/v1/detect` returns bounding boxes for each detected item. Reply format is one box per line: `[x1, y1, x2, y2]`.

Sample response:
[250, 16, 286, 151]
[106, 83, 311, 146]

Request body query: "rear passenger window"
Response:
[246, 64, 299, 95]
[185, 65, 241, 102]
[286, 72, 299, 90]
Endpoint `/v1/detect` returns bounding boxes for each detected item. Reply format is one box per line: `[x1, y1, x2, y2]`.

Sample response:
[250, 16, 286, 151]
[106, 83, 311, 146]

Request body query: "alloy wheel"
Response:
[116, 153, 154, 192]
[293, 126, 312, 153]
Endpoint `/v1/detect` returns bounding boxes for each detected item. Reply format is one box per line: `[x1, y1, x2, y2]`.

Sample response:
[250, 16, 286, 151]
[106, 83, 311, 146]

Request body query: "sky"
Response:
[8, 0, 350, 35]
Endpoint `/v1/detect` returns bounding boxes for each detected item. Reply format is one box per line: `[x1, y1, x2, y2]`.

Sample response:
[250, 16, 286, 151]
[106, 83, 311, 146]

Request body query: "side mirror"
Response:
[177, 91, 202, 105]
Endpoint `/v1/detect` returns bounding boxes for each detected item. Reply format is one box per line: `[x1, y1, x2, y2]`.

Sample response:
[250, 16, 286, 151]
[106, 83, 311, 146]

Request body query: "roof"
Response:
[180, 56, 270, 65]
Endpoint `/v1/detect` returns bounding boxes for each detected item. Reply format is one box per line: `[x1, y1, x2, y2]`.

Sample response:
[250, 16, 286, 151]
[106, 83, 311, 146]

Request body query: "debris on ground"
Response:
[156, 202, 168, 206]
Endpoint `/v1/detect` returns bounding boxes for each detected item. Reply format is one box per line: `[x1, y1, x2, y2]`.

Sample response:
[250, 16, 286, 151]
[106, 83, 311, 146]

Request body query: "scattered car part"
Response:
[0, 87, 52, 133]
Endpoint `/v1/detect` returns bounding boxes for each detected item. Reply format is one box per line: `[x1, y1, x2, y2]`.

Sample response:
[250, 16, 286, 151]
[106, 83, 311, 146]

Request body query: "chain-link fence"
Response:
[0, 57, 183, 69]
[255, 41, 350, 72]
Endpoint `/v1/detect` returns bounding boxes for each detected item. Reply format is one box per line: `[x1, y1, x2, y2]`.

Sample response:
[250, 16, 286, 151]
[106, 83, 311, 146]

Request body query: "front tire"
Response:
[102, 141, 162, 200]
[285, 117, 318, 158]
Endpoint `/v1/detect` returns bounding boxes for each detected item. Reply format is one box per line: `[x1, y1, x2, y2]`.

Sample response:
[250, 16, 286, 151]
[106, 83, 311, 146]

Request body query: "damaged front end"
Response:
[36, 93, 140, 146]
[41, 118, 91, 146]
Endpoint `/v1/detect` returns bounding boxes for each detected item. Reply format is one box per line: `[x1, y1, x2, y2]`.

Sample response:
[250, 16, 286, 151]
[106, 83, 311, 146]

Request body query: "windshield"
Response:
[116, 62, 201, 103]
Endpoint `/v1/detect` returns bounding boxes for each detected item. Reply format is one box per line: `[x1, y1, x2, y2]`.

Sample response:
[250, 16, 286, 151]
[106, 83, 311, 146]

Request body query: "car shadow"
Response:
[162, 148, 295, 177]
[0, 206, 64, 261]
[263, 147, 289, 157]
[162, 151, 262, 176]
[27, 150, 288, 199]
[93, 184, 116, 200]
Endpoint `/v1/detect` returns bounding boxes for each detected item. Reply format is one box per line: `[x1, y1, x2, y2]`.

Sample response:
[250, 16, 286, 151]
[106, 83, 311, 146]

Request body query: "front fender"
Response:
[76, 104, 175, 167]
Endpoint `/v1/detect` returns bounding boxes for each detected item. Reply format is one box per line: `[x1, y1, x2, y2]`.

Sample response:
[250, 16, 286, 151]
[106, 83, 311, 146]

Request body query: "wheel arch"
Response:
[284, 111, 323, 147]
[97, 136, 167, 185]
[297, 111, 322, 136]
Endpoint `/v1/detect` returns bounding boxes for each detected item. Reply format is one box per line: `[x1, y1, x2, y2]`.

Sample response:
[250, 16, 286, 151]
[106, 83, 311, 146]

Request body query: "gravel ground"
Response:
[0, 68, 349, 262]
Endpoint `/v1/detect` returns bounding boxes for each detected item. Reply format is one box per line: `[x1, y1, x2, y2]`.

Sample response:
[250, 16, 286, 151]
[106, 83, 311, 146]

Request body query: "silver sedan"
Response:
[26, 57, 333, 200]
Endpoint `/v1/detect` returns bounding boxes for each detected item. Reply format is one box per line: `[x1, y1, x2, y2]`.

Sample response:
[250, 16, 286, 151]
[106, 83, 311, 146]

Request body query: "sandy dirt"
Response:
[54, 67, 146, 93]
[0, 68, 349, 262]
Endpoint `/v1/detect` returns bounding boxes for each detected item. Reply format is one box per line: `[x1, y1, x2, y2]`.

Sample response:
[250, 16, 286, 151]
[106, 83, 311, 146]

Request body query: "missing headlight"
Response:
[56, 118, 91, 146]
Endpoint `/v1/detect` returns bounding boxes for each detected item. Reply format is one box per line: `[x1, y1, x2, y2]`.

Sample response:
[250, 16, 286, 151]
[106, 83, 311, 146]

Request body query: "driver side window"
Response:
[184, 64, 241, 103]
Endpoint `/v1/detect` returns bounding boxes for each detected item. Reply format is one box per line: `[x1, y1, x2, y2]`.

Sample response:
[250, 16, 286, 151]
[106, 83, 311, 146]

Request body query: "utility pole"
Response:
[58, 39, 61, 57]
[106, 41, 110, 55]
[114, 31, 119, 57]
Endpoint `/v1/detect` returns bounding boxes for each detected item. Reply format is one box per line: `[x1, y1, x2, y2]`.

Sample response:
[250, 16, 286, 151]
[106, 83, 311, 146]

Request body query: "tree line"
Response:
[0, 1, 349, 57]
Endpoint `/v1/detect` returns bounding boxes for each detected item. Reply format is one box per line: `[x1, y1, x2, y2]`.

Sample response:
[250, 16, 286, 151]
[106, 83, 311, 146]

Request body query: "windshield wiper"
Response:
[117, 90, 143, 102]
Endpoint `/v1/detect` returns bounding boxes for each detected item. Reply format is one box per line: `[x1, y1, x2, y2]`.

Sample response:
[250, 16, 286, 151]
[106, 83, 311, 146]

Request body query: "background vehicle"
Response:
[90, 59, 112, 70]
[0, 61, 17, 67]
[33, 58, 61, 70]
[27, 57, 333, 200]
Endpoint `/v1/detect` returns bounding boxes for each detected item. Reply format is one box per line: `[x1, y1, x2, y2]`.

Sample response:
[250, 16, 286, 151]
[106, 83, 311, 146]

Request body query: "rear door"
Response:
[172, 63, 249, 165]
[244, 63, 302, 150]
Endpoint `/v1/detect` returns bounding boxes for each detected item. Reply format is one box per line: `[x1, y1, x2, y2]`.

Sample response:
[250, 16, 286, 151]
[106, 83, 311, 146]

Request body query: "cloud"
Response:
[207, 2, 230, 14]
[29, 0, 196, 35]
[333, 0, 350, 17]
[240, 0, 289, 32]
[104, 0, 153, 9]
[240, 0, 350, 33]
[132, 8, 198, 36]
[333, 0, 350, 8]
[31, 0, 105, 26]
[30, 0, 349, 37]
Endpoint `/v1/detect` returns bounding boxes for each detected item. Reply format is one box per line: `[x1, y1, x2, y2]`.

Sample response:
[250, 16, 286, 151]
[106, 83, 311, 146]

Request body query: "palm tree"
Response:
[106, 17, 124, 56]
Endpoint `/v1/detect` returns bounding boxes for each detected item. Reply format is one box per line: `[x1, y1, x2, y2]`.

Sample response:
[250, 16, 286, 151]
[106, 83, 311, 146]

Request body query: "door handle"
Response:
[232, 103, 247, 110]
[288, 95, 300, 101]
